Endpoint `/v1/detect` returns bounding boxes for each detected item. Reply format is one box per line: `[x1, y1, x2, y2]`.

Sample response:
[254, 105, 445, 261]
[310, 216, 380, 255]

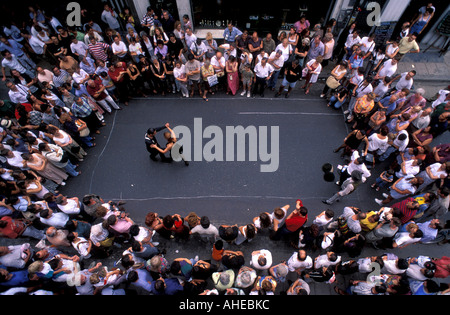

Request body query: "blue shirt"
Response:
[151, 278, 183, 295]
[223, 27, 242, 42]
[379, 95, 399, 115]
[0, 39, 24, 57]
[0, 266, 29, 287]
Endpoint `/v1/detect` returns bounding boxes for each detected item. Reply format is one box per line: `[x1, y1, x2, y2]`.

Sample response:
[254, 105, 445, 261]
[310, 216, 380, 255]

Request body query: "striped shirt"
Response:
[88, 42, 110, 62]
[141, 13, 155, 27]
[53, 69, 72, 88]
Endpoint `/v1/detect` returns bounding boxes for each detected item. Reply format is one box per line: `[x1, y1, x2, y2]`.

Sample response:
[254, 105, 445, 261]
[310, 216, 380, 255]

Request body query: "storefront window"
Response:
[192, 0, 333, 35]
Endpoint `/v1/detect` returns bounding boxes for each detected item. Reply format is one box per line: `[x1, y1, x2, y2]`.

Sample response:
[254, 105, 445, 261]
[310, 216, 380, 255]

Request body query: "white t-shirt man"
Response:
[253, 62, 274, 79]
[359, 37, 375, 54]
[111, 41, 128, 58]
[395, 72, 414, 91]
[250, 249, 272, 270]
[210, 55, 226, 74]
[70, 40, 89, 57]
[57, 198, 81, 215]
[287, 252, 313, 272]
[28, 36, 46, 55]
[378, 59, 397, 78]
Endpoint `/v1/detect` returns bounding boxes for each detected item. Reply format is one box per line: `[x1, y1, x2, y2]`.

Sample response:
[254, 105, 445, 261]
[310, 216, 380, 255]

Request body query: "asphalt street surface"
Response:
[56, 83, 450, 295]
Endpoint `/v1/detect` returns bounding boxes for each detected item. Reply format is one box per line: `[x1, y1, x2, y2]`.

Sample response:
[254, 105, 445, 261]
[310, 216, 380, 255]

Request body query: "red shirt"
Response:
[86, 78, 107, 101]
[285, 213, 308, 232]
[0, 216, 26, 239]
[392, 197, 417, 224]
[108, 62, 127, 83]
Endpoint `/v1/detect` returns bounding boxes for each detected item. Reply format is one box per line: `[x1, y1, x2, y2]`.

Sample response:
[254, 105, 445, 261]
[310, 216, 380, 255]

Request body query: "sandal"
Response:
[203, 97, 209, 102]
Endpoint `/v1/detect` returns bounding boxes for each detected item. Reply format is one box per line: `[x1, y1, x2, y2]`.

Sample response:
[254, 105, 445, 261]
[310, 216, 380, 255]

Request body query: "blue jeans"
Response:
[329, 95, 347, 109]
[267, 70, 281, 89]
[64, 160, 79, 177]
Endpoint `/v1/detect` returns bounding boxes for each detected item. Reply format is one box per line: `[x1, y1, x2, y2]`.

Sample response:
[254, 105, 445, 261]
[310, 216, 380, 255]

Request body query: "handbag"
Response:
[207, 74, 219, 87]
[326, 76, 341, 89]
[302, 67, 309, 78]
[75, 119, 90, 137]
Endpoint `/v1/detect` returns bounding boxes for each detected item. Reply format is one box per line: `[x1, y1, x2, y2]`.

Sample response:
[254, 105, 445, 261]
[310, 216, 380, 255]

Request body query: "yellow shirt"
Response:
[360, 211, 379, 232]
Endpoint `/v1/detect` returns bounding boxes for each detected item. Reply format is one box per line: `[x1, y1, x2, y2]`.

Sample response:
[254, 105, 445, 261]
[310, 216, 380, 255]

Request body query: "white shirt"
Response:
[347, 151, 371, 180]
[251, 249, 272, 270]
[393, 232, 421, 248]
[8, 84, 30, 104]
[253, 62, 274, 78]
[382, 259, 407, 274]
[2, 54, 26, 73]
[378, 59, 397, 78]
[70, 41, 89, 57]
[40, 212, 69, 228]
[268, 51, 285, 70]
[72, 69, 90, 84]
[275, 43, 292, 62]
[185, 33, 197, 49]
[28, 36, 46, 55]
[359, 37, 375, 53]
[57, 199, 80, 215]
[112, 41, 128, 57]
[190, 224, 219, 236]
[396, 159, 420, 178]
[173, 65, 186, 80]
[287, 252, 313, 272]
[314, 253, 341, 269]
[210, 56, 226, 73]
[345, 34, 361, 49]
[395, 72, 413, 90]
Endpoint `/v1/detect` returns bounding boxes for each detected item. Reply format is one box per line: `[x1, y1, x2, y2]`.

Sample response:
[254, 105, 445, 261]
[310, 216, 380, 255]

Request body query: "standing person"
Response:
[410, 8, 433, 36]
[263, 33, 276, 55]
[307, 35, 324, 62]
[174, 59, 189, 98]
[322, 32, 335, 68]
[397, 33, 420, 59]
[239, 63, 254, 98]
[108, 60, 130, 106]
[71, 96, 103, 135]
[294, 16, 310, 35]
[275, 59, 302, 98]
[86, 79, 121, 113]
[267, 50, 285, 91]
[185, 54, 202, 98]
[272, 200, 308, 242]
[301, 56, 323, 95]
[145, 124, 171, 162]
[225, 55, 239, 96]
[248, 32, 263, 64]
[200, 58, 215, 101]
[101, 4, 121, 33]
[252, 57, 273, 98]
[223, 22, 242, 45]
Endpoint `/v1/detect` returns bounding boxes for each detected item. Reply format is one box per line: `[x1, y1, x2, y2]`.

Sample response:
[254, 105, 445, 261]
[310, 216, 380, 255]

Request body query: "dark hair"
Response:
[214, 239, 223, 250]
[163, 215, 174, 229]
[170, 261, 181, 275]
[299, 207, 308, 216]
[154, 279, 165, 293]
[259, 212, 271, 228]
[66, 232, 76, 243]
[129, 224, 140, 236]
[127, 270, 139, 283]
[200, 216, 210, 229]
[121, 254, 134, 269]
[397, 258, 409, 270]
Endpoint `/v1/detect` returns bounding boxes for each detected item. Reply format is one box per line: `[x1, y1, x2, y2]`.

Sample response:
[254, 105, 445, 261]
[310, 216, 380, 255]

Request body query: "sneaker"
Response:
[382, 193, 389, 199]
[337, 164, 343, 170]
[247, 91, 251, 98]
[320, 94, 325, 98]
[343, 110, 350, 115]
[375, 198, 383, 206]
[240, 90, 246, 96]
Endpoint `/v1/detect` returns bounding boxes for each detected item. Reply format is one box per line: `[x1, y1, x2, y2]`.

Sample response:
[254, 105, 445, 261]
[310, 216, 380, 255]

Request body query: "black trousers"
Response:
[252, 76, 267, 96]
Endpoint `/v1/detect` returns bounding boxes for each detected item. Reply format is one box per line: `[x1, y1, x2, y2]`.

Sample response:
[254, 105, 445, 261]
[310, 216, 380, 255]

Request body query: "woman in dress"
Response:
[150, 123, 189, 166]
[45, 125, 86, 162]
[22, 152, 68, 186]
[225, 55, 239, 96]
[410, 8, 433, 35]
[333, 129, 369, 158]
[150, 57, 167, 96]
[301, 56, 323, 95]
